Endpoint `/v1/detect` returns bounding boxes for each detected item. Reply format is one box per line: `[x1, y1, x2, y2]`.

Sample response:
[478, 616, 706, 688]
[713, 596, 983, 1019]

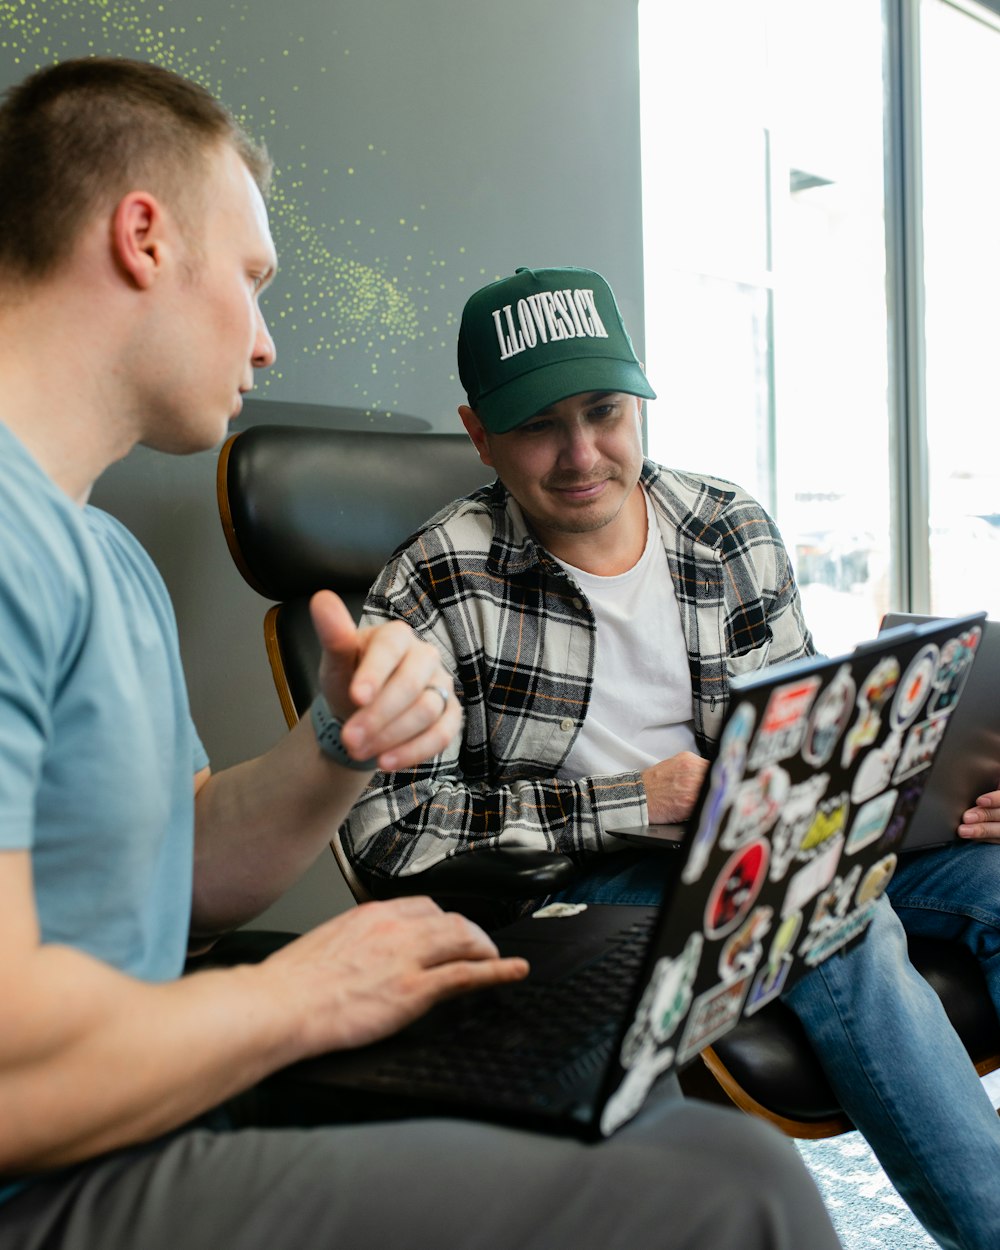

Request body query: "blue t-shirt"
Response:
[0, 425, 209, 1202]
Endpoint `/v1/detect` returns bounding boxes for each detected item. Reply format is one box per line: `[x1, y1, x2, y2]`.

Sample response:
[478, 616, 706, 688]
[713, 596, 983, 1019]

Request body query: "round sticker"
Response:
[705, 839, 770, 939]
[891, 644, 939, 731]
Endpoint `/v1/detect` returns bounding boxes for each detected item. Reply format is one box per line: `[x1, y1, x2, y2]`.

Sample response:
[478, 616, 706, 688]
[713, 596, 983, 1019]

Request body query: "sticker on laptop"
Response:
[748, 675, 823, 770]
[619, 932, 703, 1071]
[928, 628, 981, 715]
[802, 898, 878, 967]
[683, 702, 756, 885]
[845, 789, 898, 854]
[769, 773, 830, 880]
[718, 764, 790, 851]
[890, 644, 939, 732]
[783, 833, 845, 918]
[705, 839, 770, 939]
[856, 853, 897, 905]
[880, 777, 927, 848]
[800, 863, 865, 964]
[531, 902, 588, 920]
[803, 664, 856, 767]
[676, 973, 753, 1066]
[601, 932, 704, 1137]
[851, 732, 903, 804]
[745, 911, 803, 1015]
[798, 790, 849, 855]
[892, 711, 951, 783]
[842, 656, 900, 767]
[718, 905, 772, 981]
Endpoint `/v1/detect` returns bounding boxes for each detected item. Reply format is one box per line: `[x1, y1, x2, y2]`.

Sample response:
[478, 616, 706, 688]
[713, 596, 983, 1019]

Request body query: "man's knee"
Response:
[626, 1102, 836, 1249]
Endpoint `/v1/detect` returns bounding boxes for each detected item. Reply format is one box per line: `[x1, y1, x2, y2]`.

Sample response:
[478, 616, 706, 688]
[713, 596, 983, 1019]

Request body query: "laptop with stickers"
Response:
[275, 612, 984, 1140]
[879, 612, 1000, 851]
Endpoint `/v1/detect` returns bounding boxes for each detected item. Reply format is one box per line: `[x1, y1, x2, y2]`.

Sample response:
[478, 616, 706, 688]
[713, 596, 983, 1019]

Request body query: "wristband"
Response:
[310, 695, 379, 771]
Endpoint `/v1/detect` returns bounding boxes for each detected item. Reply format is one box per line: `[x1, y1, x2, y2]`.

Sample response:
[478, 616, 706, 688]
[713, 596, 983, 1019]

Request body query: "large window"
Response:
[639, 0, 1000, 654]
[921, 0, 1000, 617]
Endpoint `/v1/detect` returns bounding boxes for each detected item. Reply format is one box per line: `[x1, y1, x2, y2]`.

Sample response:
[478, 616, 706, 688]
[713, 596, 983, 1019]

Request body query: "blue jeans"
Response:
[558, 844, 1000, 1250]
[887, 841, 1000, 1015]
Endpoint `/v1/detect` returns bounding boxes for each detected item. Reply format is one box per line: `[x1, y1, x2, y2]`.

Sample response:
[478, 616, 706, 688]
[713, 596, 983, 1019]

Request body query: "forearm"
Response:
[0, 946, 293, 1172]
[354, 582, 648, 872]
[191, 714, 371, 935]
[2, 889, 527, 1177]
[347, 767, 648, 878]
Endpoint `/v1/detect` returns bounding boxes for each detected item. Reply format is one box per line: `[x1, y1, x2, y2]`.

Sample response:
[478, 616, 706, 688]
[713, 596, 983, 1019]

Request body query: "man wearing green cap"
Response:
[343, 265, 1000, 1250]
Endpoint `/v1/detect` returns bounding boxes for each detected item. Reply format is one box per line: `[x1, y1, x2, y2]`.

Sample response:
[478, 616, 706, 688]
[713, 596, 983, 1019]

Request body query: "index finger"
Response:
[416, 908, 505, 966]
[348, 620, 427, 709]
[420, 954, 531, 1005]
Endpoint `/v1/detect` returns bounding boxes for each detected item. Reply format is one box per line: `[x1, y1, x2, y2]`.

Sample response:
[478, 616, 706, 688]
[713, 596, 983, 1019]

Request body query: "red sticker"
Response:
[705, 839, 770, 938]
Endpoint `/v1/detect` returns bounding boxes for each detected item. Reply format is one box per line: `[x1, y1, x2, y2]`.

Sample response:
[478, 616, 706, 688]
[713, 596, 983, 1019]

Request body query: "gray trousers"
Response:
[0, 1086, 840, 1250]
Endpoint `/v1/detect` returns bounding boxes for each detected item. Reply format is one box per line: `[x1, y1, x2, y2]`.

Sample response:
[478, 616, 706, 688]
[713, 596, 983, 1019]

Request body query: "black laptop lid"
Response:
[596, 611, 985, 1133]
[277, 614, 986, 1142]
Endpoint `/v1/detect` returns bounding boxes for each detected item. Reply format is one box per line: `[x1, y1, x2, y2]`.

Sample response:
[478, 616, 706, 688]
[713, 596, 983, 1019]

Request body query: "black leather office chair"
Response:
[216, 423, 1000, 1138]
[216, 423, 578, 923]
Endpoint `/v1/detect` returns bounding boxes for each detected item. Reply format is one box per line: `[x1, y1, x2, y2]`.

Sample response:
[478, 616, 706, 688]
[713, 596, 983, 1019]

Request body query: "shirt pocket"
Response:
[725, 606, 773, 681]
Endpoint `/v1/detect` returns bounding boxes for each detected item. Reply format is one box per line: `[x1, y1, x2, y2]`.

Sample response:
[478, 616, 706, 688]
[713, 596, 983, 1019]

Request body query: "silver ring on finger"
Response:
[425, 683, 450, 716]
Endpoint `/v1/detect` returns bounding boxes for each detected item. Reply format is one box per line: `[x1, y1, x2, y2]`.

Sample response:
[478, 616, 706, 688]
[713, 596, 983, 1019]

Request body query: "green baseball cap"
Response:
[457, 265, 656, 434]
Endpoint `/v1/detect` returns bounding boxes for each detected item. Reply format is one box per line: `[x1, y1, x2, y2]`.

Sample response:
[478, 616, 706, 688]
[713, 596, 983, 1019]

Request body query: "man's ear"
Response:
[458, 404, 495, 468]
[111, 191, 167, 290]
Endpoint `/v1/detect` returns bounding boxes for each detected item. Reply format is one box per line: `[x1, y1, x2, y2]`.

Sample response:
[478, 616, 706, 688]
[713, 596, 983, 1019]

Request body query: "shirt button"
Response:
[560, 718, 574, 732]
[572, 597, 583, 610]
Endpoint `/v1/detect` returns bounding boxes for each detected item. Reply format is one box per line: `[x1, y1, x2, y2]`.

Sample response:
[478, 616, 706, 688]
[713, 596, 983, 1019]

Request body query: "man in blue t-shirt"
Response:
[0, 58, 839, 1250]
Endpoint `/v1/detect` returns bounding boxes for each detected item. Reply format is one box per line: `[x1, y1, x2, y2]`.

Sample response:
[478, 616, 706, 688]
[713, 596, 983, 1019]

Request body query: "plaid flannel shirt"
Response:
[343, 459, 814, 881]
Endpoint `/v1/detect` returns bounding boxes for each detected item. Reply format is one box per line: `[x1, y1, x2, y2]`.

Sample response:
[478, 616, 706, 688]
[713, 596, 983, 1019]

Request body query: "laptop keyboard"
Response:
[364, 912, 657, 1110]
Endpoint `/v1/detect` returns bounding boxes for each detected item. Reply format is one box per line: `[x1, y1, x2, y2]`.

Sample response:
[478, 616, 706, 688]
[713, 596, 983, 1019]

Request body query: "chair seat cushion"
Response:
[706, 935, 998, 1126]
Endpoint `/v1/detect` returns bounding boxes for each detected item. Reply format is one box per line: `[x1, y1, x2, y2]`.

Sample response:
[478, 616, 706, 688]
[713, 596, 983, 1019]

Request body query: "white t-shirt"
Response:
[555, 487, 696, 779]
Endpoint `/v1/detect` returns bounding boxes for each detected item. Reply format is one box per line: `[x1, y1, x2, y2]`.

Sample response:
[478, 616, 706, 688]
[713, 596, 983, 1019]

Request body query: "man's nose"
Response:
[557, 423, 600, 470]
[252, 307, 276, 369]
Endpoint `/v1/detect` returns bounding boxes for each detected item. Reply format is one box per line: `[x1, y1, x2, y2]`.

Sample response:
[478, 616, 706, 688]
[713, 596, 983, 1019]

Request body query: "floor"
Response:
[796, 1071, 1000, 1250]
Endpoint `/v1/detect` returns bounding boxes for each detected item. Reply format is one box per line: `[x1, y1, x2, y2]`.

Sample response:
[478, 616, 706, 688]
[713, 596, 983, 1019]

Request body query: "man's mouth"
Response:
[549, 478, 610, 499]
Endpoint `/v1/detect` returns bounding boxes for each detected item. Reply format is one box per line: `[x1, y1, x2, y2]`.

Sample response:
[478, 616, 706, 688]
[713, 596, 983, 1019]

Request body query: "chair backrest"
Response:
[216, 424, 495, 898]
[218, 424, 495, 721]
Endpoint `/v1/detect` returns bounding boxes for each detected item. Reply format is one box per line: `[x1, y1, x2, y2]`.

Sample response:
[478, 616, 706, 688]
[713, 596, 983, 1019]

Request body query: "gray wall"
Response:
[1, 0, 646, 931]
